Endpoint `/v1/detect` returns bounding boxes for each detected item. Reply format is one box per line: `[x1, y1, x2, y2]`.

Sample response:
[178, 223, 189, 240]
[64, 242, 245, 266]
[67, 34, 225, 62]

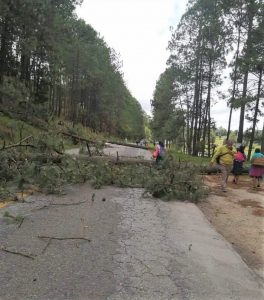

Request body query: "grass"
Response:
[167, 149, 211, 166]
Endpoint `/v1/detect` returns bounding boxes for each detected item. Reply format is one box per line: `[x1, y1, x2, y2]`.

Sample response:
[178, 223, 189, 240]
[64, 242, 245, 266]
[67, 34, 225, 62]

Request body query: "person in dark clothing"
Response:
[232, 145, 246, 184]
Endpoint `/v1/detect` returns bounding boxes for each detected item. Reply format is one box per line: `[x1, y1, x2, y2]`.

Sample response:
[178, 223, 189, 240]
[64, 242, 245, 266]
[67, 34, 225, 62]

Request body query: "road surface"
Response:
[0, 145, 263, 299]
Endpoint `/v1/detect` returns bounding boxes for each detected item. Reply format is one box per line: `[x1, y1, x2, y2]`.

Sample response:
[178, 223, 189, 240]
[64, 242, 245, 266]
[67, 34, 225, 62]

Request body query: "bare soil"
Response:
[199, 174, 264, 279]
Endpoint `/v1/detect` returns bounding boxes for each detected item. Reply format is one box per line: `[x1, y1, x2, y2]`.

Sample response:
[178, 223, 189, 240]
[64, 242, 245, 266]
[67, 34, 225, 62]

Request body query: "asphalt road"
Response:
[0, 145, 263, 299]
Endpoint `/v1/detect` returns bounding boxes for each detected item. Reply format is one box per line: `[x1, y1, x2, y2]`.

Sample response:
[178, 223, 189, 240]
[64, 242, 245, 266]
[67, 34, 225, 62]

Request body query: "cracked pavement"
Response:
[0, 184, 263, 299]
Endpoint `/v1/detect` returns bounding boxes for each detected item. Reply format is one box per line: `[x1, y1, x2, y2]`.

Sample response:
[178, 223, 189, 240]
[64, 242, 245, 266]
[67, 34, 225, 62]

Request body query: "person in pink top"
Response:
[232, 145, 246, 184]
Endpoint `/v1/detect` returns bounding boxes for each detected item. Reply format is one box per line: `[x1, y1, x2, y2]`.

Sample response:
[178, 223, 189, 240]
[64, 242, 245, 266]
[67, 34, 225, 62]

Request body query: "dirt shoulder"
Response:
[199, 174, 264, 279]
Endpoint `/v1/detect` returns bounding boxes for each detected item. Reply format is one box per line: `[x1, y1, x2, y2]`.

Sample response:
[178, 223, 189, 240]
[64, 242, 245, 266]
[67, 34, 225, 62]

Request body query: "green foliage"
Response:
[0, 76, 29, 104]
[0, 142, 207, 202]
[0, 0, 145, 139]
[3, 211, 24, 224]
[151, 68, 184, 143]
[168, 149, 211, 165]
[118, 96, 145, 140]
[0, 115, 41, 143]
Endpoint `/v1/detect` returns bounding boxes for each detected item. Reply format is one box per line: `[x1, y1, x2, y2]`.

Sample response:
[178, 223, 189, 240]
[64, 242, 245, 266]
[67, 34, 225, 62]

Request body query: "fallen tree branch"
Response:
[107, 141, 148, 150]
[77, 155, 153, 165]
[0, 135, 34, 151]
[59, 131, 99, 144]
[0, 246, 35, 260]
[1, 144, 36, 151]
[112, 159, 153, 166]
[38, 235, 91, 242]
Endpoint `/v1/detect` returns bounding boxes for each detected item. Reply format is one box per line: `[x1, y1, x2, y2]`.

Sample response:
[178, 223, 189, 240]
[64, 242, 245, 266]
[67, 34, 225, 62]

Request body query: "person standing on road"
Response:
[249, 148, 264, 189]
[232, 145, 246, 184]
[210, 140, 235, 192]
[153, 141, 165, 163]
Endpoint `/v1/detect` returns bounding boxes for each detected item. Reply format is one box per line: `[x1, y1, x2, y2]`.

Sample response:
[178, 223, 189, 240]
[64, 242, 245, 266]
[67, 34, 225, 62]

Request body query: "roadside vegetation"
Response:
[2, 0, 262, 204]
[151, 0, 264, 157]
[0, 113, 207, 203]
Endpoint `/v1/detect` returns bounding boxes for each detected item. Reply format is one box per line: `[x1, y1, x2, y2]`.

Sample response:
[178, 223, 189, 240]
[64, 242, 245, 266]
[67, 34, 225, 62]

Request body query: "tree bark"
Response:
[227, 13, 241, 139]
[237, 4, 254, 144]
[247, 67, 262, 160]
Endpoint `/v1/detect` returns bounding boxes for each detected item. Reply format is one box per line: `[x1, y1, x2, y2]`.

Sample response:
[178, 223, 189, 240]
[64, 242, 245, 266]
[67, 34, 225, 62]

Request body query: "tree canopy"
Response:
[152, 0, 264, 156]
[0, 0, 145, 140]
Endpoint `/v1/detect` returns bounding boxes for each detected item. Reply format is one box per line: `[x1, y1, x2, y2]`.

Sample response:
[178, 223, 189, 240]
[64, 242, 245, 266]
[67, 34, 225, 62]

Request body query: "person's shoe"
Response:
[222, 188, 227, 192]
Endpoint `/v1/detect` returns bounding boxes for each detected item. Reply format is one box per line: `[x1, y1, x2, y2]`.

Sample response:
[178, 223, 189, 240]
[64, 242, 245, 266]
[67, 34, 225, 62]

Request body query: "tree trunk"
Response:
[227, 14, 241, 139]
[0, 17, 10, 101]
[201, 100, 209, 157]
[247, 67, 262, 160]
[237, 5, 253, 144]
[261, 122, 264, 153]
[192, 57, 202, 155]
[192, 26, 202, 156]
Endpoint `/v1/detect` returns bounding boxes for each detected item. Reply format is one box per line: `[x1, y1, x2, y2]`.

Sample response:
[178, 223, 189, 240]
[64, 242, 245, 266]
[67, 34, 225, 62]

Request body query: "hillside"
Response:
[0, 0, 145, 141]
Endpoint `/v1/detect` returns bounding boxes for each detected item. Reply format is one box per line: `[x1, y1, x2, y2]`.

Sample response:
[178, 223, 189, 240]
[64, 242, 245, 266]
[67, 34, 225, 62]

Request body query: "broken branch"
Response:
[0, 135, 34, 151]
[38, 235, 91, 242]
[0, 246, 35, 260]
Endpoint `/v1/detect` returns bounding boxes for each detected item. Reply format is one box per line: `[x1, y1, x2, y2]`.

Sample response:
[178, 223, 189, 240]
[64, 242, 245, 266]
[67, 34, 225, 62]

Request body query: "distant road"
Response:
[66, 143, 153, 161]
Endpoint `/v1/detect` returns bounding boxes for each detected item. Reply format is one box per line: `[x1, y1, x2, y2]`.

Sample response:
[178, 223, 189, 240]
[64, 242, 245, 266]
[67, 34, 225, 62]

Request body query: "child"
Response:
[232, 145, 246, 184]
[249, 148, 264, 188]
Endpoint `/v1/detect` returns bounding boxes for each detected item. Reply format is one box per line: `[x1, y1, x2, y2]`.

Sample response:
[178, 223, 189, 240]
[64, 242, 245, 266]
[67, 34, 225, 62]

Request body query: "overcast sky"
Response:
[76, 0, 250, 131]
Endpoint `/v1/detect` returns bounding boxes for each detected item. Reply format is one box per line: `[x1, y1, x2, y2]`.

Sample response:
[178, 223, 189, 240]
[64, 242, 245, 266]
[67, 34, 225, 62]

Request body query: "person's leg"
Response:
[156, 156, 161, 164]
[225, 165, 232, 186]
[233, 175, 238, 183]
[252, 177, 257, 188]
[219, 165, 228, 191]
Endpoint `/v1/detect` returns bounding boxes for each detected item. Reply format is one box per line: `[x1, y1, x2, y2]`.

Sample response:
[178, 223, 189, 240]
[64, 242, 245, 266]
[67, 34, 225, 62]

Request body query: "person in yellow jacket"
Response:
[210, 140, 235, 192]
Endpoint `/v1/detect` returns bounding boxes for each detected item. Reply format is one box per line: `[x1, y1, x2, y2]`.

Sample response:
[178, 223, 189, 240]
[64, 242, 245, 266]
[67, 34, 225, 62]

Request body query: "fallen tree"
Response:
[0, 128, 209, 203]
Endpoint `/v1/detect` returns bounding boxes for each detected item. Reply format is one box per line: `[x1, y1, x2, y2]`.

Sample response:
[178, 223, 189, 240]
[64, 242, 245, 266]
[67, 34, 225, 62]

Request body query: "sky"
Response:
[76, 0, 250, 131]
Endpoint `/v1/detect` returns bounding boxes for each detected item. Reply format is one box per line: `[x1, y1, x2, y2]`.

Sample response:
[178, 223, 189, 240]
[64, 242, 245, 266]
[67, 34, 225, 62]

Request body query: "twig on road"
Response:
[0, 246, 35, 260]
[38, 235, 91, 242]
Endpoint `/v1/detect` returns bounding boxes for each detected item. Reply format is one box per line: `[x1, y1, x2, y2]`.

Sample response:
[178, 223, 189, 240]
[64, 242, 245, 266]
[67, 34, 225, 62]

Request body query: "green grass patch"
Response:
[168, 149, 211, 166]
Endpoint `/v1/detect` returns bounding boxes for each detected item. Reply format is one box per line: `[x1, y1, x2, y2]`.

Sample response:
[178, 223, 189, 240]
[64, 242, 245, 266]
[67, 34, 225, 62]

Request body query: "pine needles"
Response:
[0, 135, 207, 202]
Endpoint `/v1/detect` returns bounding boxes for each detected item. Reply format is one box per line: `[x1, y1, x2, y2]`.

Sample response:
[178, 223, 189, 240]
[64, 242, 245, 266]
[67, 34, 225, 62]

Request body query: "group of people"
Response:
[210, 140, 264, 192]
[151, 139, 264, 191]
